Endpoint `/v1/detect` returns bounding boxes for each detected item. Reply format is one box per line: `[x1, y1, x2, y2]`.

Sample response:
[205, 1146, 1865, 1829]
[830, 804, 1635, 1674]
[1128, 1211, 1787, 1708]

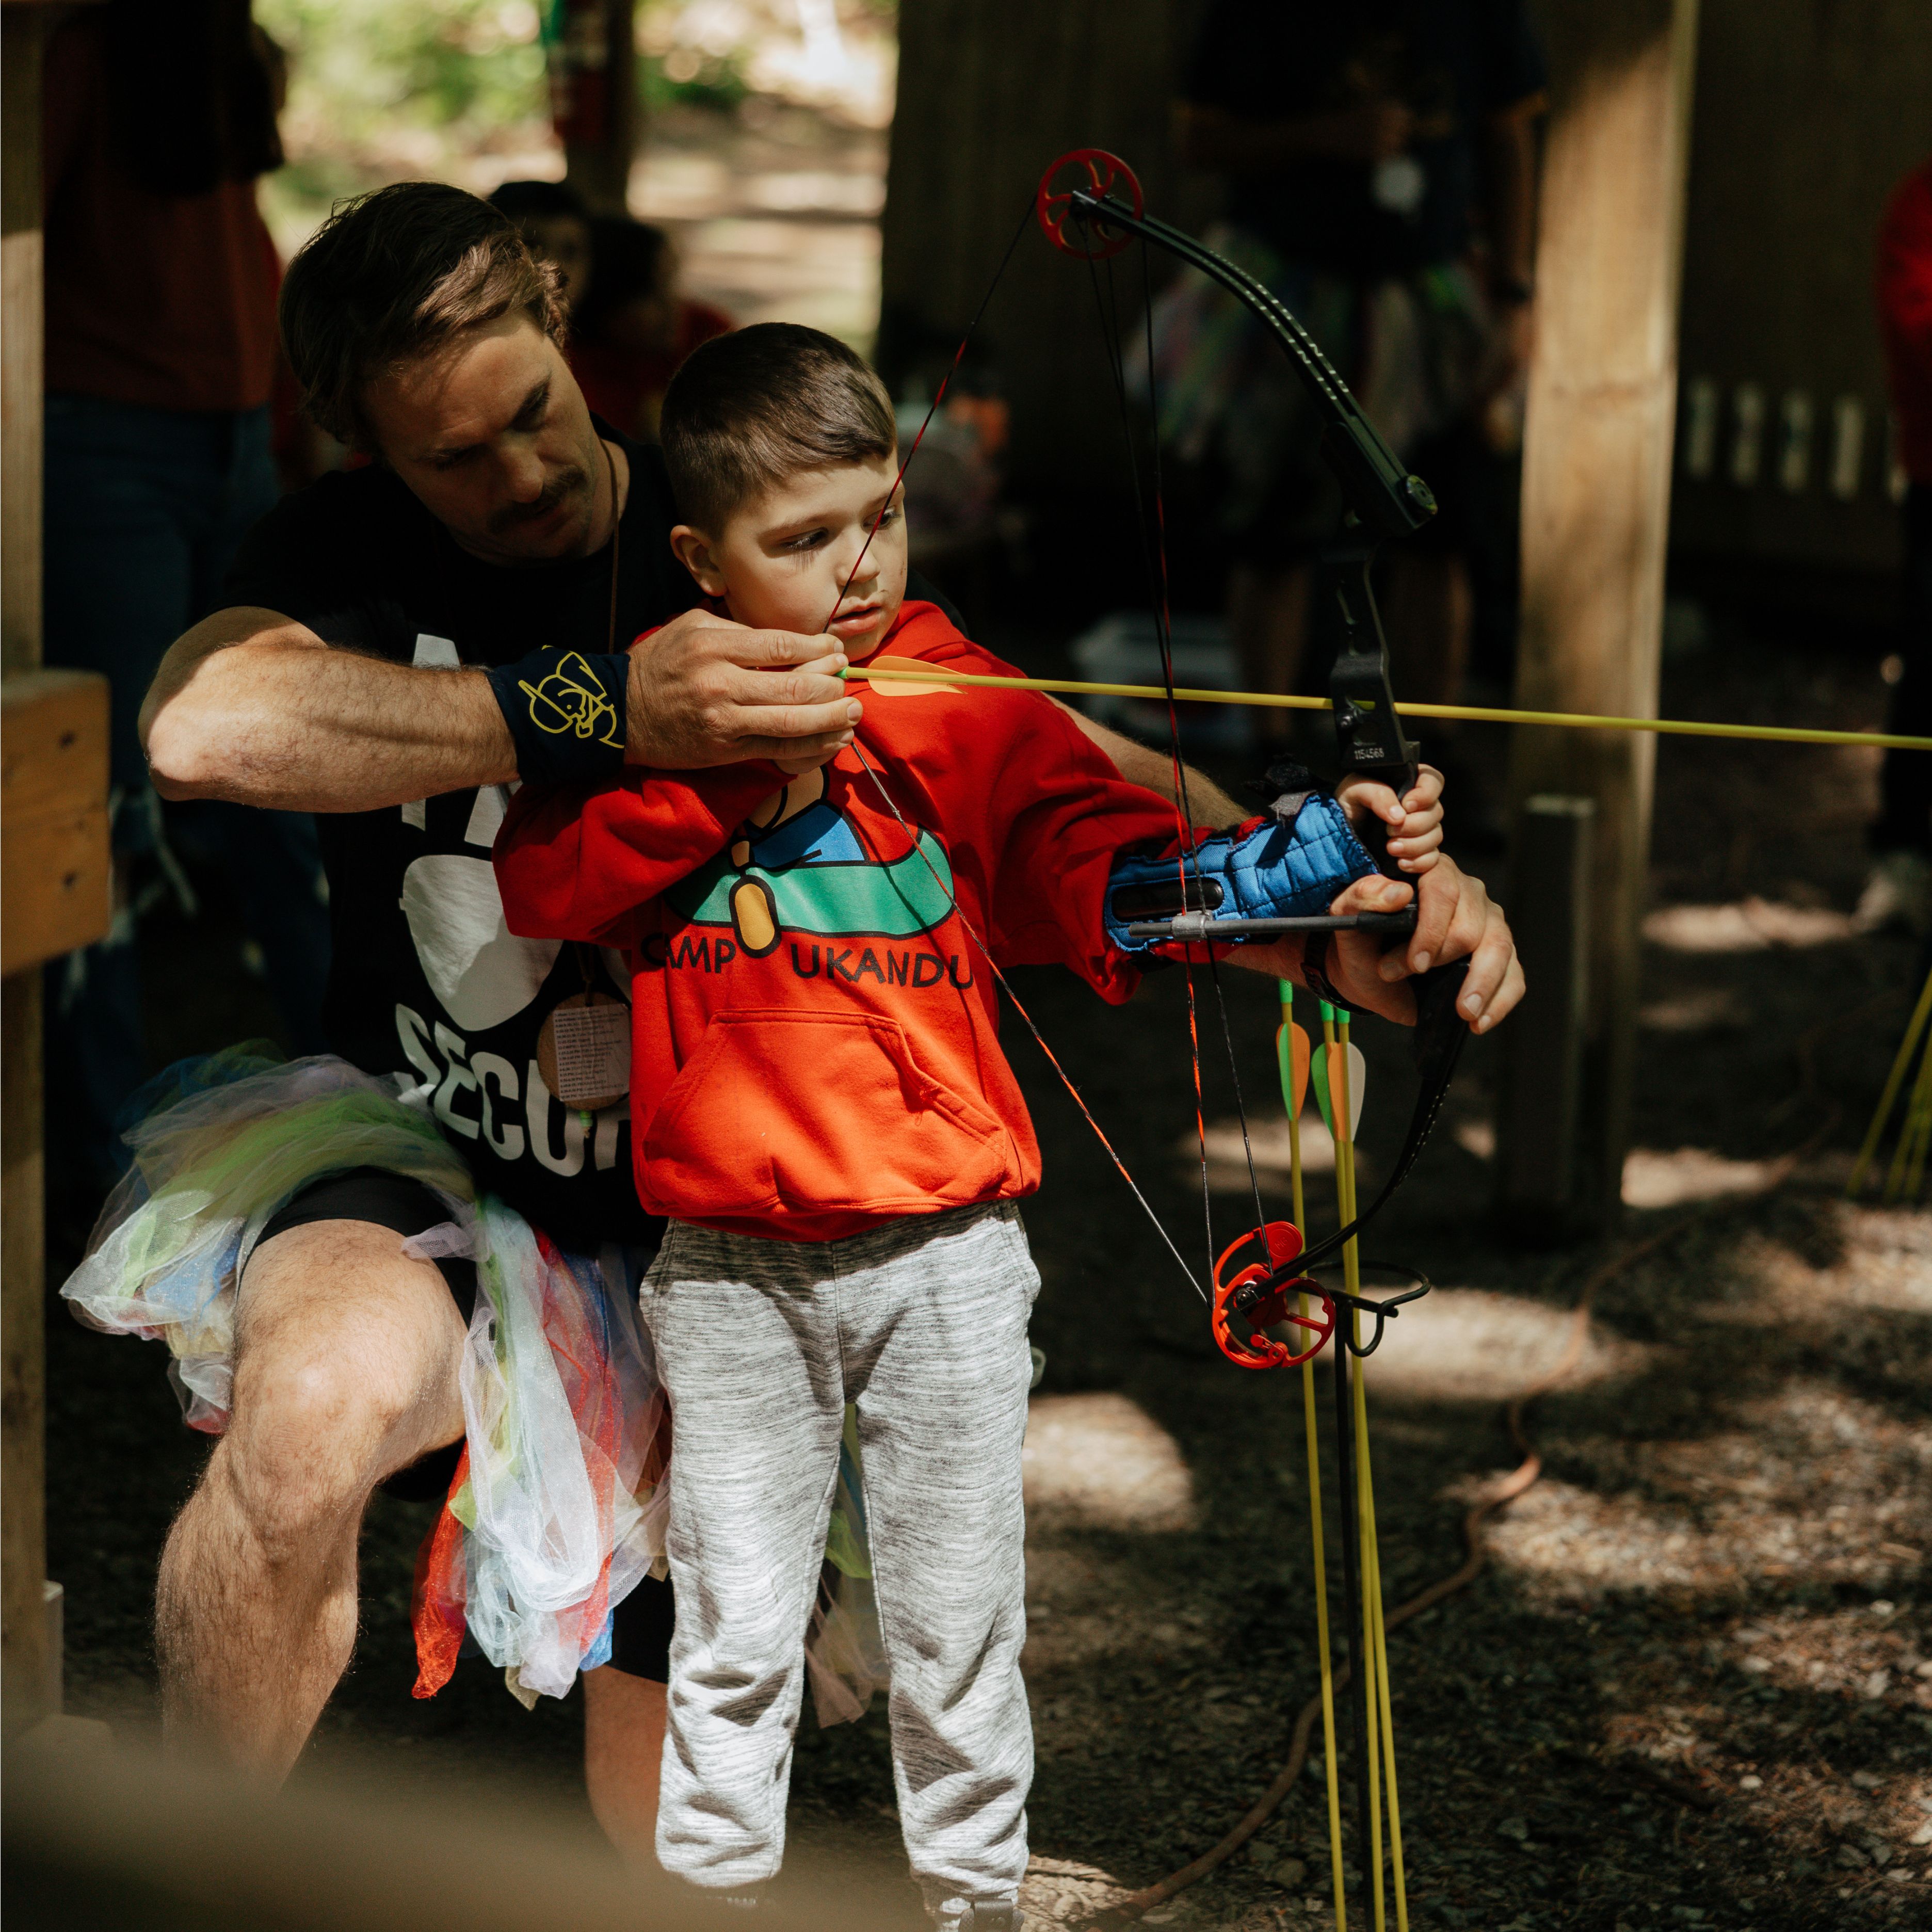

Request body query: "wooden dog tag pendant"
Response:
[536, 991, 629, 1111]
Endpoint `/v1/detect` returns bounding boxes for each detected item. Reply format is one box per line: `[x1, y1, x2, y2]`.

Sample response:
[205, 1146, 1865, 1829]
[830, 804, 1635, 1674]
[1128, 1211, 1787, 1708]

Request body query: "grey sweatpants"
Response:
[640, 1202, 1040, 1906]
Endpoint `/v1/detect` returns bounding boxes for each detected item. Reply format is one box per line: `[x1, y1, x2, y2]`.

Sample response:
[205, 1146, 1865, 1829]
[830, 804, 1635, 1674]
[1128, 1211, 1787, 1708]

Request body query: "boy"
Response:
[495, 324, 1447, 1925]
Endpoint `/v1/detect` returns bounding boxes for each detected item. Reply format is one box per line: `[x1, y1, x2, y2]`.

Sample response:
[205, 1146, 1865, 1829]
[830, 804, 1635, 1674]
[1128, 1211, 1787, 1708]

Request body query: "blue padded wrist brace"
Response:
[1104, 791, 1378, 955]
[486, 647, 630, 784]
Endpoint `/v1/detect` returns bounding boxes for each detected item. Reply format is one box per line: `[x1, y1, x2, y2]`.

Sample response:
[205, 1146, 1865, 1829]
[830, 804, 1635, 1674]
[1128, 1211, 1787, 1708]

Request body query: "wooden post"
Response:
[1510, 0, 1700, 1229]
[2, 0, 111, 1735]
[3, 0, 47, 674]
[1496, 795, 1595, 1232]
[879, 0, 1215, 500]
[2, 0, 52, 1733]
[550, 0, 638, 214]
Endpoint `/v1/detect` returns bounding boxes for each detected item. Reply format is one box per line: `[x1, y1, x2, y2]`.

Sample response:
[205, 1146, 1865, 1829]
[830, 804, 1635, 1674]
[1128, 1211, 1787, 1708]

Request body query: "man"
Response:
[138, 182, 1522, 1832]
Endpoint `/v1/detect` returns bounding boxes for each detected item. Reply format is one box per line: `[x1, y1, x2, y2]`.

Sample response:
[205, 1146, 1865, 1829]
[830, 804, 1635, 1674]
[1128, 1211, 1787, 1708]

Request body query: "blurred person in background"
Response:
[489, 185, 732, 441]
[488, 176, 595, 310]
[42, 0, 331, 1194]
[570, 217, 734, 441]
[1162, 0, 1545, 779]
[1860, 155, 1932, 938]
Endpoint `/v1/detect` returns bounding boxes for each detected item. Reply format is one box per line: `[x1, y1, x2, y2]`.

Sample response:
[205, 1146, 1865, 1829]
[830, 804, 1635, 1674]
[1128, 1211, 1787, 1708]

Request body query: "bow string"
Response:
[820, 148, 1464, 1350]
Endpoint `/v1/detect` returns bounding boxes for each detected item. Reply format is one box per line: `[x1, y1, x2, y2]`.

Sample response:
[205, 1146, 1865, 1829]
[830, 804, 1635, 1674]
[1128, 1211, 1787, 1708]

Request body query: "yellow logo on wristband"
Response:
[518, 651, 624, 748]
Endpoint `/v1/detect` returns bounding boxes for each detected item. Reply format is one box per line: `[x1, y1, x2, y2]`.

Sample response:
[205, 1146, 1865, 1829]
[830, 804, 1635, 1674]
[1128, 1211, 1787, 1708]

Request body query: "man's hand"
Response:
[625, 609, 861, 770]
[1335, 857, 1524, 1031]
[1228, 855, 1523, 1035]
[1337, 765, 1444, 875]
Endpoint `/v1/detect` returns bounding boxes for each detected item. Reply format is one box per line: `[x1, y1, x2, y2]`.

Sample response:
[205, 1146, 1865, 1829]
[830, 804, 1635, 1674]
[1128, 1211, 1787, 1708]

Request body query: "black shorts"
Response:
[255, 1166, 674, 1683]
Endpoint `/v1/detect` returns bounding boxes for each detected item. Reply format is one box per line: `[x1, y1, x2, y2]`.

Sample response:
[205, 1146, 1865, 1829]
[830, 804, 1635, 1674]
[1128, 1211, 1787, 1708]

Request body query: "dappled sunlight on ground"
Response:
[1621, 1145, 1795, 1206]
[1023, 1392, 1199, 1534]
[1642, 898, 1863, 952]
[1361, 1286, 1654, 1405]
[1493, 1380, 1930, 1606]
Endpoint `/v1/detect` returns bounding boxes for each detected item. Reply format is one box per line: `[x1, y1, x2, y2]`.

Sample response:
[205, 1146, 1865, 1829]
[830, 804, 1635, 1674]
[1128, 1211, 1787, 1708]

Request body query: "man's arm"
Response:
[1225, 858, 1525, 1034]
[1062, 705, 1246, 825]
[141, 605, 862, 814]
[142, 608, 517, 811]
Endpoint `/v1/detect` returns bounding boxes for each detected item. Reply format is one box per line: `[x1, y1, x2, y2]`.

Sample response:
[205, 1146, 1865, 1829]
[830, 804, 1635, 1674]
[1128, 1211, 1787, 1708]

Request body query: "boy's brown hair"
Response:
[281, 181, 566, 451]
[659, 323, 897, 533]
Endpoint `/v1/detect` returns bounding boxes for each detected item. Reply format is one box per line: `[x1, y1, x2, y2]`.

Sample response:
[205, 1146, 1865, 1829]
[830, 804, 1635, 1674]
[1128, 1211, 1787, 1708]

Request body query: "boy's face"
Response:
[670, 453, 907, 661]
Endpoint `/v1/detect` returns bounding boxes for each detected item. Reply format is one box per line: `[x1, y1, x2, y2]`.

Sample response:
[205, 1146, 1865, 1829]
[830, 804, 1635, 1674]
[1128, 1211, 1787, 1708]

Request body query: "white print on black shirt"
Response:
[389, 629, 629, 1186]
[399, 852, 560, 1030]
[394, 1002, 624, 1177]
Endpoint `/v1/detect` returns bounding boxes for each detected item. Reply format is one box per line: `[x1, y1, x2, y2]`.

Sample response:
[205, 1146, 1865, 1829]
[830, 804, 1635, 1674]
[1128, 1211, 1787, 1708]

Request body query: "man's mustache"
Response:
[490, 466, 587, 535]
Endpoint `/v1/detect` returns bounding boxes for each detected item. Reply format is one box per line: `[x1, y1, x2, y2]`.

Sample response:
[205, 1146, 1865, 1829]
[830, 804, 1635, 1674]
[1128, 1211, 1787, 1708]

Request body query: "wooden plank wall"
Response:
[878, 0, 1211, 497]
[1667, 0, 1932, 579]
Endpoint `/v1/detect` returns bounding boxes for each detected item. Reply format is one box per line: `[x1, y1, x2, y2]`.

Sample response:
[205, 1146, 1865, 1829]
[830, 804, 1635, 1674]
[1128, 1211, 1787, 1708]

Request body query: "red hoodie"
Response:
[496, 601, 1181, 1240]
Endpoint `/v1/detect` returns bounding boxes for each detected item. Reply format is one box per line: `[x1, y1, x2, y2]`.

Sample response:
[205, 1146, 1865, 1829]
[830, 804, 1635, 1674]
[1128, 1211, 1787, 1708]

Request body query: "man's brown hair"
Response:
[280, 181, 566, 450]
[659, 322, 897, 533]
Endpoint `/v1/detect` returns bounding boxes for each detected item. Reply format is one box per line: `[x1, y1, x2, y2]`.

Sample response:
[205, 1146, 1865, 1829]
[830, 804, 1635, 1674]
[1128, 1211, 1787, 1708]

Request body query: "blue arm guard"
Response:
[1103, 791, 1378, 956]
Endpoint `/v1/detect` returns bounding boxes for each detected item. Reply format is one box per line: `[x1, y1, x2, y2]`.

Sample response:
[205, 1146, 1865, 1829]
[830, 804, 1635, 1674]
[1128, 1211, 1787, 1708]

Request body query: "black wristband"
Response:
[486, 648, 631, 784]
[1301, 932, 1351, 1015]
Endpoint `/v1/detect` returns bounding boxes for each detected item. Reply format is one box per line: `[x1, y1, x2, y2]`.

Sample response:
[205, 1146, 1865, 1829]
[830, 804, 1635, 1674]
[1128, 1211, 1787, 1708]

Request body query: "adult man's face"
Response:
[362, 313, 608, 566]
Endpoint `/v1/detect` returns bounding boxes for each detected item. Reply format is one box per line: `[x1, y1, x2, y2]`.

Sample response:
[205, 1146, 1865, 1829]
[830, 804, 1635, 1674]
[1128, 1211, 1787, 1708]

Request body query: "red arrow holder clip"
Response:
[1036, 148, 1145, 260]
[1210, 1220, 1334, 1371]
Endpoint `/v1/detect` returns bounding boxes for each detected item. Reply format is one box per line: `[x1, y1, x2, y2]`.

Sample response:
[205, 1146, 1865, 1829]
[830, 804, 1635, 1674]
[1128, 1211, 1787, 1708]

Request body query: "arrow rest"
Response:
[1211, 1220, 1335, 1370]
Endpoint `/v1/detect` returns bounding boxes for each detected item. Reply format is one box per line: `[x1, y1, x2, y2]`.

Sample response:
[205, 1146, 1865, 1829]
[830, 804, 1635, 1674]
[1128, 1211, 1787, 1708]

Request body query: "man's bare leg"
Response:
[155, 1219, 466, 1777]
[584, 1665, 667, 1862]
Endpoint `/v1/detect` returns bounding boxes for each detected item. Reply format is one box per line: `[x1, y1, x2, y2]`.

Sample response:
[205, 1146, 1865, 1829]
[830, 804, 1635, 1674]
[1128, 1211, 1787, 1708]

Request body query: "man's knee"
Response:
[216, 1345, 424, 1557]
[219, 1221, 466, 1551]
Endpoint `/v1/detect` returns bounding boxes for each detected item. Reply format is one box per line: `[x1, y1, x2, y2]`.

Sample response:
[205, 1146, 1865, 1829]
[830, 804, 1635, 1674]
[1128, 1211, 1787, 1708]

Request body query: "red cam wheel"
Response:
[1036, 148, 1144, 261]
[1210, 1220, 1334, 1371]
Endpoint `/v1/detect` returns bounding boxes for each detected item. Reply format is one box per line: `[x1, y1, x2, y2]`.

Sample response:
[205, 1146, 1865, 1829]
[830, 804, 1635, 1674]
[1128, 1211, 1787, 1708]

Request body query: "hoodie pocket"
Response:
[641, 1008, 1015, 1217]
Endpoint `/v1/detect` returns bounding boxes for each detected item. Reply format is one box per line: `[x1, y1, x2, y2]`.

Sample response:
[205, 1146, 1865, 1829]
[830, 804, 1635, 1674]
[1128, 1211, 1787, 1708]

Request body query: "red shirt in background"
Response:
[1878, 159, 1932, 488]
[495, 601, 1181, 1242]
[42, 13, 280, 413]
[570, 298, 734, 442]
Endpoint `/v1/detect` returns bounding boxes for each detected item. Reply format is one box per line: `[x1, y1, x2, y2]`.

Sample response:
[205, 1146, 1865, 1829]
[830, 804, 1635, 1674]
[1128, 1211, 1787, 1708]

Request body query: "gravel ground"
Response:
[45, 615, 1931, 1930]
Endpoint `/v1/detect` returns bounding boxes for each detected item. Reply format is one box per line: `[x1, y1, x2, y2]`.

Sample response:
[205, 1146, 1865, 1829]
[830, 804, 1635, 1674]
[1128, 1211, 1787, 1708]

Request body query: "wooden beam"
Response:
[1, 0, 53, 1734]
[3, 670, 112, 978]
[2, 1, 47, 679]
[1511, 0, 1700, 1228]
[1496, 794, 1595, 1231]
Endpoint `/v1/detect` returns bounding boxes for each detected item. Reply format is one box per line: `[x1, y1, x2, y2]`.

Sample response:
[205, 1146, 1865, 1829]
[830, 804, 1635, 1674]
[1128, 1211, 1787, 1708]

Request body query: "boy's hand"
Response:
[1336, 765, 1444, 875]
[624, 608, 861, 768]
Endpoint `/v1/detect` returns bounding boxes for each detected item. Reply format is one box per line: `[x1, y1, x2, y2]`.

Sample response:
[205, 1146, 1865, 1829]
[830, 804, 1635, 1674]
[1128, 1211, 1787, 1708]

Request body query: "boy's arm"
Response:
[494, 763, 783, 944]
[987, 705, 1522, 1032]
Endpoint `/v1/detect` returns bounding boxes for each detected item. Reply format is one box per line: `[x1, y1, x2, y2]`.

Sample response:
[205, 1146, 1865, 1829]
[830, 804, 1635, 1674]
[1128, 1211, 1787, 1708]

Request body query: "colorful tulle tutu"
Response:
[61, 1048, 886, 1718]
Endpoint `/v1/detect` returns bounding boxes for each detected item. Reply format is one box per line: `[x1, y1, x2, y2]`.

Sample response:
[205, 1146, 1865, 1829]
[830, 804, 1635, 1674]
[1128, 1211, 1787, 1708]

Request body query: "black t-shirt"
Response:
[1181, 0, 1545, 278]
[223, 431, 686, 1248]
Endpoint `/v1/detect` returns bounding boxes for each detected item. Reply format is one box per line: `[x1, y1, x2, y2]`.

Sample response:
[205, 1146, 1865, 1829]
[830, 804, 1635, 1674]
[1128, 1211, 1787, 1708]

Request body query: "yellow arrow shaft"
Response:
[841, 664, 1932, 753]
